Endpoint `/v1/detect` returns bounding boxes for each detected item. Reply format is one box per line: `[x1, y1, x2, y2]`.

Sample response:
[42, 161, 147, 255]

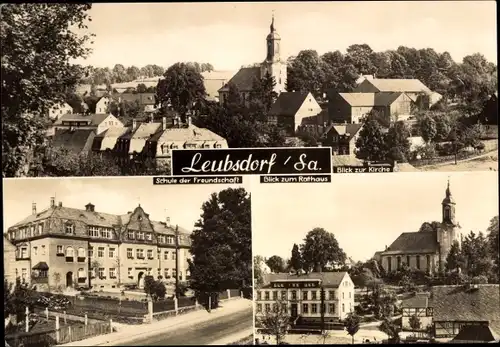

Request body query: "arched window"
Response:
[77, 247, 86, 262]
[66, 247, 74, 262]
[444, 206, 450, 220]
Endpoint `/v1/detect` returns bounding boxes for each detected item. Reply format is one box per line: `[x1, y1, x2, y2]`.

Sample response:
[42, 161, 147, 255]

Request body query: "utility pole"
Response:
[175, 225, 179, 299]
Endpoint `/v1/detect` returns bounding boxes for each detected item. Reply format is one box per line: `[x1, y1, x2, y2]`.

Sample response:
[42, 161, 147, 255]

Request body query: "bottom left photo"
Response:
[2, 176, 254, 346]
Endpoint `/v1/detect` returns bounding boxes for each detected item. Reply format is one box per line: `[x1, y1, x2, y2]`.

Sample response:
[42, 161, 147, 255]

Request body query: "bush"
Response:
[471, 275, 488, 284]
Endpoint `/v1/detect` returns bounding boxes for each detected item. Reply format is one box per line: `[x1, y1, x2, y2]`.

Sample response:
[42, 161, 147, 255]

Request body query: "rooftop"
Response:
[382, 231, 439, 255]
[356, 78, 432, 94]
[218, 67, 261, 92]
[269, 92, 313, 117]
[263, 272, 348, 288]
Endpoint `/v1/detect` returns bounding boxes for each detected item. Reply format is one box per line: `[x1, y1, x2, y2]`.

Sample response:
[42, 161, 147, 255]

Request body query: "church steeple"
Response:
[270, 14, 275, 33]
[266, 14, 281, 63]
[442, 178, 456, 225]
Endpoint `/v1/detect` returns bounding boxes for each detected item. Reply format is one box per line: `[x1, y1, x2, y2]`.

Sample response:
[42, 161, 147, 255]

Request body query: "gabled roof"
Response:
[263, 272, 348, 288]
[402, 292, 431, 308]
[325, 123, 363, 141]
[269, 92, 312, 117]
[51, 129, 95, 154]
[382, 231, 439, 255]
[150, 124, 226, 143]
[431, 285, 500, 335]
[218, 67, 261, 92]
[54, 113, 110, 126]
[452, 324, 500, 343]
[113, 93, 156, 106]
[331, 155, 364, 167]
[357, 78, 432, 94]
[338, 92, 405, 107]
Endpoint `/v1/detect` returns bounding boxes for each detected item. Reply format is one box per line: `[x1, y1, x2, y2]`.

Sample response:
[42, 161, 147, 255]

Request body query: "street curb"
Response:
[59, 299, 252, 346]
[208, 328, 254, 345]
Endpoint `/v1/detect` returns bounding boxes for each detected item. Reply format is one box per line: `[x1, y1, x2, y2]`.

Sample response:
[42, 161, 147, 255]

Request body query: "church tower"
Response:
[437, 179, 461, 272]
[261, 14, 287, 95]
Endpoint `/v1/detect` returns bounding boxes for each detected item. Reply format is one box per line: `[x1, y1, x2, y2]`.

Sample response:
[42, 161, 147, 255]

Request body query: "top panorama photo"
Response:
[1, 2, 497, 177]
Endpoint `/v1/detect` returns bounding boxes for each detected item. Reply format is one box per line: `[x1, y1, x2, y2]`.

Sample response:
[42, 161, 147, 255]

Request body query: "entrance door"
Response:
[66, 272, 73, 288]
[291, 303, 298, 318]
[138, 271, 145, 289]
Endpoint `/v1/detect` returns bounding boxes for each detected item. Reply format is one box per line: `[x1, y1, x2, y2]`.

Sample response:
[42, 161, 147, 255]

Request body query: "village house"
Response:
[218, 16, 287, 104]
[401, 292, 433, 331]
[115, 121, 162, 159]
[376, 180, 461, 274]
[112, 92, 158, 114]
[321, 123, 363, 156]
[328, 91, 414, 124]
[431, 284, 500, 340]
[4, 197, 191, 292]
[4, 236, 22, 285]
[48, 102, 73, 121]
[268, 92, 322, 136]
[353, 78, 441, 109]
[95, 96, 112, 114]
[202, 71, 234, 102]
[255, 272, 355, 329]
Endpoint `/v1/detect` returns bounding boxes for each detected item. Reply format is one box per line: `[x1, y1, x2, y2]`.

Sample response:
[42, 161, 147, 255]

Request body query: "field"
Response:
[420, 150, 498, 172]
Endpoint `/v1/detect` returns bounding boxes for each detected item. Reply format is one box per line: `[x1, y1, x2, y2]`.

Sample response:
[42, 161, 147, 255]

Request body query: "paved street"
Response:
[115, 307, 253, 346]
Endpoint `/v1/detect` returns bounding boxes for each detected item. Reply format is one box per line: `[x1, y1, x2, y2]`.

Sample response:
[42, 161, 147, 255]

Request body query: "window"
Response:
[311, 304, 318, 314]
[265, 291, 270, 300]
[281, 291, 286, 300]
[88, 247, 93, 258]
[19, 247, 28, 258]
[302, 291, 308, 300]
[272, 291, 278, 300]
[128, 268, 133, 277]
[21, 268, 27, 281]
[342, 292, 344, 299]
[397, 256, 402, 270]
[147, 249, 154, 259]
[159, 235, 166, 244]
[127, 248, 133, 258]
[291, 291, 297, 300]
[329, 290, 335, 300]
[78, 268, 86, 279]
[89, 226, 99, 237]
[171, 252, 176, 260]
[65, 247, 74, 262]
[172, 269, 177, 278]
[109, 268, 116, 279]
[416, 255, 421, 270]
[257, 304, 262, 313]
[136, 249, 144, 259]
[164, 251, 169, 260]
[33, 247, 38, 256]
[342, 303, 345, 312]
[164, 268, 170, 278]
[281, 303, 287, 313]
[166, 236, 175, 245]
[101, 228, 110, 239]
[329, 303, 335, 314]
[65, 223, 74, 234]
[146, 233, 152, 241]
[302, 303, 309, 314]
[311, 291, 317, 300]
[128, 231, 135, 240]
[30, 226, 35, 237]
[349, 292, 352, 299]
[97, 247, 104, 258]
[109, 248, 115, 258]
[137, 231, 145, 240]
[98, 268, 105, 278]
[78, 248, 86, 261]
[265, 304, 271, 312]
[38, 224, 43, 235]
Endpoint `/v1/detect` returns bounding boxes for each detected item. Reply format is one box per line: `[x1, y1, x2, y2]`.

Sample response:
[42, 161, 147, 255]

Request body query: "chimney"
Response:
[32, 202, 37, 215]
[50, 197, 55, 208]
[85, 203, 95, 212]
[187, 116, 192, 126]
[132, 119, 137, 130]
[162, 117, 167, 131]
[58, 202, 63, 207]
[166, 217, 171, 228]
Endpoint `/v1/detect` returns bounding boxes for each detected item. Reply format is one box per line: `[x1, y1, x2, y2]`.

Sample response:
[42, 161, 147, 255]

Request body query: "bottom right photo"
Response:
[252, 171, 499, 345]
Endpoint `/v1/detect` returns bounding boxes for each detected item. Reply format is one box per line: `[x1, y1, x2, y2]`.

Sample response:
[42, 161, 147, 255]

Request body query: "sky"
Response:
[2, 177, 250, 233]
[73, 1, 498, 71]
[252, 171, 499, 263]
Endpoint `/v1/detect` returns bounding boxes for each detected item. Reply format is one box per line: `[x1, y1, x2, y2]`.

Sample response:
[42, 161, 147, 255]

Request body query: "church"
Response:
[218, 15, 287, 105]
[375, 180, 462, 274]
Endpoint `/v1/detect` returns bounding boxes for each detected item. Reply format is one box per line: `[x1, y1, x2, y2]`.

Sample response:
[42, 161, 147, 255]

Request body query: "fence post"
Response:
[174, 297, 178, 315]
[109, 319, 113, 333]
[85, 314, 88, 326]
[227, 289, 231, 299]
[64, 311, 67, 324]
[69, 326, 72, 342]
[240, 290, 243, 298]
[25, 306, 29, 332]
[208, 294, 212, 312]
[55, 315, 60, 344]
[195, 298, 199, 309]
[45, 307, 49, 321]
[148, 299, 153, 323]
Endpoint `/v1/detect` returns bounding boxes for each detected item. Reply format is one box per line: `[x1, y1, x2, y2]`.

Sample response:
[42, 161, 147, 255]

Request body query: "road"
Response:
[114, 308, 253, 346]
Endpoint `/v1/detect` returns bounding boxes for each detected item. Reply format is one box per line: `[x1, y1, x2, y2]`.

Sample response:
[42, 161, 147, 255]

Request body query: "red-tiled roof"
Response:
[218, 67, 261, 92]
[382, 231, 439, 255]
[431, 285, 500, 336]
[263, 272, 348, 288]
[269, 92, 311, 117]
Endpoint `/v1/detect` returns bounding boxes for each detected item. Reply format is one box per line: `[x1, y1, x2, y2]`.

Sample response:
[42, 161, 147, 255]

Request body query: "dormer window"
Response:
[146, 233, 152, 241]
[128, 231, 135, 240]
[65, 222, 75, 234]
[137, 231, 145, 240]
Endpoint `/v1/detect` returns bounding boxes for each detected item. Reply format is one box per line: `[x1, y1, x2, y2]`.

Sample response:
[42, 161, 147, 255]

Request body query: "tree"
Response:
[286, 50, 324, 97]
[418, 116, 438, 143]
[290, 244, 303, 273]
[251, 72, 278, 113]
[301, 228, 346, 272]
[487, 216, 499, 277]
[258, 297, 291, 345]
[345, 44, 376, 75]
[126, 66, 141, 81]
[386, 121, 412, 162]
[136, 83, 148, 93]
[418, 221, 441, 233]
[461, 231, 492, 278]
[4, 278, 37, 326]
[355, 119, 388, 162]
[344, 312, 361, 344]
[409, 314, 422, 332]
[144, 275, 167, 301]
[378, 317, 401, 343]
[188, 188, 251, 309]
[266, 256, 286, 273]
[254, 256, 265, 289]
[445, 241, 465, 273]
[112, 64, 127, 83]
[156, 62, 206, 116]
[2, 4, 94, 177]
